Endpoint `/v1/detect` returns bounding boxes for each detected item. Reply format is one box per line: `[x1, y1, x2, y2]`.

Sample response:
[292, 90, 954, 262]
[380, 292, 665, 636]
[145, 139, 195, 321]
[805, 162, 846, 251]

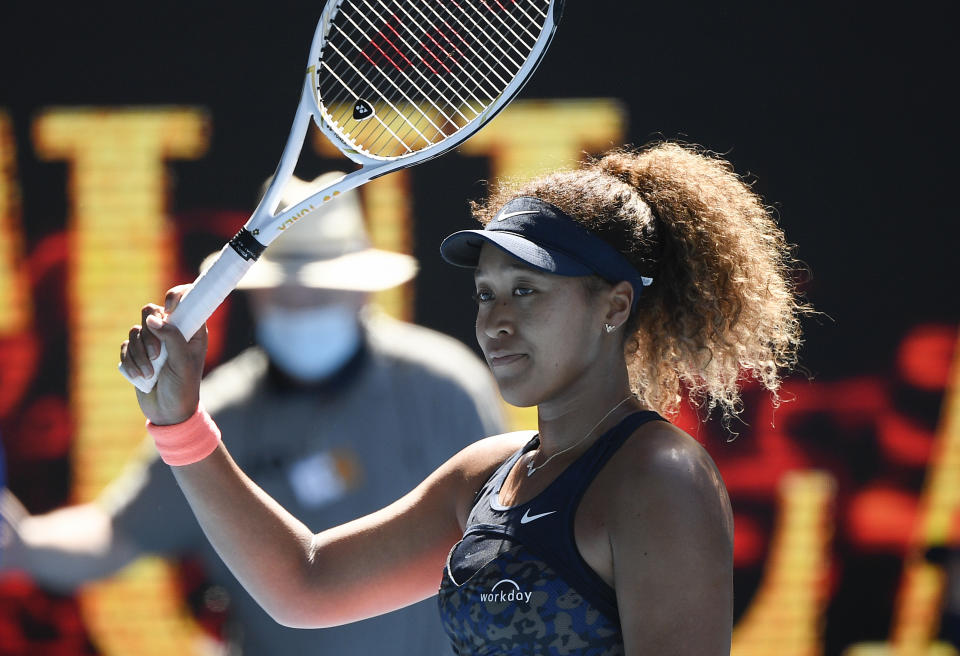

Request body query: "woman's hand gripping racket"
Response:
[121, 0, 565, 392]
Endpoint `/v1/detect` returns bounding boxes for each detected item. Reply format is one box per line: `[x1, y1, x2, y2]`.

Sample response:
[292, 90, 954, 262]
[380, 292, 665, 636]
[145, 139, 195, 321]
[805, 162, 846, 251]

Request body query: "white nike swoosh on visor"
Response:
[493, 210, 540, 222]
[520, 509, 557, 524]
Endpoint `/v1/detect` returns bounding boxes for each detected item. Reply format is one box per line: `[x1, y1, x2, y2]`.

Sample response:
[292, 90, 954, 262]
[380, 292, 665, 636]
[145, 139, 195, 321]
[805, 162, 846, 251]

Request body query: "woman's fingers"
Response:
[153, 285, 206, 372]
[144, 312, 189, 361]
[123, 325, 154, 379]
[120, 339, 133, 377]
[122, 292, 183, 380]
[139, 303, 164, 361]
[163, 285, 191, 314]
[122, 285, 206, 424]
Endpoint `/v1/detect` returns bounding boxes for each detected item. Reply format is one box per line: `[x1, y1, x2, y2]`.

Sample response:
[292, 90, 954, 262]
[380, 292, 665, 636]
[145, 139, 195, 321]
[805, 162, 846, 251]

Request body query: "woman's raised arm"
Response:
[119, 287, 505, 628]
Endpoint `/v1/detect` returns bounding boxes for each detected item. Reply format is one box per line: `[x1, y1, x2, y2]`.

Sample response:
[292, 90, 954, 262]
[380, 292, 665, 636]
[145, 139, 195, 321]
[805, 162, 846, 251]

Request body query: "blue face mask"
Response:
[255, 305, 362, 382]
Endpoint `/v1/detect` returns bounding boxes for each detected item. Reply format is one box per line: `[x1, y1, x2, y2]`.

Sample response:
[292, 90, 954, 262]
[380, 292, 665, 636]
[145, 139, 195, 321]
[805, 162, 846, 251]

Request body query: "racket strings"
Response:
[367, 0, 486, 113]
[326, 0, 502, 144]
[322, 3, 485, 153]
[322, 42, 419, 152]
[317, 0, 549, 158]
[425, 2, 513, 91]
[455, 1, 529, 69]
[328, 22, 448, 141]
[334, 1, 485, 134]
[382, 1, 506, 120]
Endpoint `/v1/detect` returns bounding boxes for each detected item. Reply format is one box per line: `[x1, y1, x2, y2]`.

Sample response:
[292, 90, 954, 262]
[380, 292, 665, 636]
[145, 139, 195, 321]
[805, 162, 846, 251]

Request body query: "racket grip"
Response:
[118, 244, 256, 393]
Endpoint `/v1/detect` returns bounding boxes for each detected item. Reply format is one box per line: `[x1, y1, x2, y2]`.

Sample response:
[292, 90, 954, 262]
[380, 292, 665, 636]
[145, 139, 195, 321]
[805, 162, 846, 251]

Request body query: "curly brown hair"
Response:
[471, 142, 809, 424]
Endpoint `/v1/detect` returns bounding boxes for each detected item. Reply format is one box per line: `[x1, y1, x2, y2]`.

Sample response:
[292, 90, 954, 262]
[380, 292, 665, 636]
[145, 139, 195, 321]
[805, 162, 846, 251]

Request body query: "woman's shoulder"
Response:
[448, 430, 535, 483]
[619, 418, 715, 475]
[604, 418, 733, 543]
[440, 430, 535, 526]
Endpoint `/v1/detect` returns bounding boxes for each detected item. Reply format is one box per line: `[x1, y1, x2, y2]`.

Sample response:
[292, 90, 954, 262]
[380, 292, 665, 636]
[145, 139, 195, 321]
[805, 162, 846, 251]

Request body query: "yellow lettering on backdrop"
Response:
[459, 98, 627, 180]
[845, 328, 960, 656]
[362, 172, 415, 321]
[844, 644, 958, 656]
[0, 110, 31, 334]
[33, 108, 210, 656]
[731, 471, 836, 656]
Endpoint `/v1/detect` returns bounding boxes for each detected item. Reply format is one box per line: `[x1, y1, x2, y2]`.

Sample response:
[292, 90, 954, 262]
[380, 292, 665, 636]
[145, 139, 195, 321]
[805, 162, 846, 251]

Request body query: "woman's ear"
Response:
[603, 281, 633, 331]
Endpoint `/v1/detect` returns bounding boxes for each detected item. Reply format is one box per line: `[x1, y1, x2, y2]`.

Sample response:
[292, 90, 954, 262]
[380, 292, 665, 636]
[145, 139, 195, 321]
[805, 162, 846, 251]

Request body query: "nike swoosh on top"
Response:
[520, 509, 557, 524]
[493, 210, 540, 222]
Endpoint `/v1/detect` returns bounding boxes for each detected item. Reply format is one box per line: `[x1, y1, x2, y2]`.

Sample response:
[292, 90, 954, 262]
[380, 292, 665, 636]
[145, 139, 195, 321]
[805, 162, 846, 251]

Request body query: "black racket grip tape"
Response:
[229, 227, 267, 261]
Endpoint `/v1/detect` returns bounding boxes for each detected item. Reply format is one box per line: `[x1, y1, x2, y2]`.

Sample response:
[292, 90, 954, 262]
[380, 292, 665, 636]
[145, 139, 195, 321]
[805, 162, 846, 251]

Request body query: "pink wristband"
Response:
[146, 405, 221, 466]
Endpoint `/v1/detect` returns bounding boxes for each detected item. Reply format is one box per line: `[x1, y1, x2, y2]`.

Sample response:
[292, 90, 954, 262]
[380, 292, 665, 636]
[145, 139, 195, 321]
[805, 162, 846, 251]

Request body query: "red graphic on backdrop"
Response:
[359, 13, 467, 77]
[354, 0, 519, 78]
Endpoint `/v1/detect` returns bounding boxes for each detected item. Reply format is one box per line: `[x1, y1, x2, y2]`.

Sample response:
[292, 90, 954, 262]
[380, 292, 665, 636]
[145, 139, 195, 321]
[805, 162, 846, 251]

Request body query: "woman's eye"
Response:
[472, 287, 533, 304]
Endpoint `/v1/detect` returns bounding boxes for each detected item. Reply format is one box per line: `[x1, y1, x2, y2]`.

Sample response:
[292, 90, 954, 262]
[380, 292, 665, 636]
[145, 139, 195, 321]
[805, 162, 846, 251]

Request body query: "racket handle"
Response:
[118, 243, 256, 393]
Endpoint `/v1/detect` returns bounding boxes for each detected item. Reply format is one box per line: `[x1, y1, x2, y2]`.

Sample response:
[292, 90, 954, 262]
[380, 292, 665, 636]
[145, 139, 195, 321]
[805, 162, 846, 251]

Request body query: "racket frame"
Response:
[251, 0, 565, 243]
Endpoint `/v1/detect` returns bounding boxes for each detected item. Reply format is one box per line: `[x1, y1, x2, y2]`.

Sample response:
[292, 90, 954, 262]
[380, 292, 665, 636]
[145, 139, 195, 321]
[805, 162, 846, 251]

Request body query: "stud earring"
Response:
[604, 323, 616, 333]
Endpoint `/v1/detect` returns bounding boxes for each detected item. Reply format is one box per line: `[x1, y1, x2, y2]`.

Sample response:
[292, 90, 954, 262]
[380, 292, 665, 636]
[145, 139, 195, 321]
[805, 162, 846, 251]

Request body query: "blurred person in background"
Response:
[0, 172, 505, 655]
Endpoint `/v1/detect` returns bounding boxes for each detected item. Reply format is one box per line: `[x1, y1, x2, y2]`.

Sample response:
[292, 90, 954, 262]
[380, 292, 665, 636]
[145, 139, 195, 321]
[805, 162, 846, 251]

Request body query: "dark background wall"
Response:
[0, 1, 956, 654]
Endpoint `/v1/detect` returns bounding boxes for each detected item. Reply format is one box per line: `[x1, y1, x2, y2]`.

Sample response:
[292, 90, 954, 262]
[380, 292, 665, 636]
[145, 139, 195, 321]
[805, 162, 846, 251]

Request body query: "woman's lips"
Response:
[488, 353, 527, 367]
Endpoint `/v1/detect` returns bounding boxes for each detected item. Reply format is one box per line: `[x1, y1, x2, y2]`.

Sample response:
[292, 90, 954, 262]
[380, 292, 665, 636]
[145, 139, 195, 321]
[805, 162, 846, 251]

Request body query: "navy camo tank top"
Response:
[437, 411, 665, 655]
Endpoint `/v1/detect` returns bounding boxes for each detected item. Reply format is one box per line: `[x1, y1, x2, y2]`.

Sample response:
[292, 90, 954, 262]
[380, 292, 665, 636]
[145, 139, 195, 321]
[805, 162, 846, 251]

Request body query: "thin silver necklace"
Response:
[526, 395, 634, 477]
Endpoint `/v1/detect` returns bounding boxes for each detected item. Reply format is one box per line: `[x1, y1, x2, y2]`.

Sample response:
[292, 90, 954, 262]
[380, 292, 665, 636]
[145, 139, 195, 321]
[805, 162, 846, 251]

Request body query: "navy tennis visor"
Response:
[440, 197, 653, 309]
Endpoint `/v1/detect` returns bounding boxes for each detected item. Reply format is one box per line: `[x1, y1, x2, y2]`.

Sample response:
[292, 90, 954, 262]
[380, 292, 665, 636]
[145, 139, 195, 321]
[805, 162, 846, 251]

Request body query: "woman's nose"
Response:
[480, 300, 515, 339]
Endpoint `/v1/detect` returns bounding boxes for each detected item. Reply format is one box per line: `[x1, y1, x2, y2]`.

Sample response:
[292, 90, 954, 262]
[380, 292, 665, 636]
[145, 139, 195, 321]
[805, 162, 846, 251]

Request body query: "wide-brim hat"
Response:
[201, 172, 418, 291]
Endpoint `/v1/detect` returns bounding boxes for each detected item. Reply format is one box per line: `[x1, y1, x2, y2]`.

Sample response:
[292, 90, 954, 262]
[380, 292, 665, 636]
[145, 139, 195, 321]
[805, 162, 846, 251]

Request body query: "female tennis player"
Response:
[121, 142, 806, 655]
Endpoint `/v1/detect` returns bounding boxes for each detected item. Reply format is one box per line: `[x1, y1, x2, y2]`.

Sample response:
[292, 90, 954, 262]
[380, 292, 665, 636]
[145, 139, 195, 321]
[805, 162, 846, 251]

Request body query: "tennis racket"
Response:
[121, 0, 565, 392]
